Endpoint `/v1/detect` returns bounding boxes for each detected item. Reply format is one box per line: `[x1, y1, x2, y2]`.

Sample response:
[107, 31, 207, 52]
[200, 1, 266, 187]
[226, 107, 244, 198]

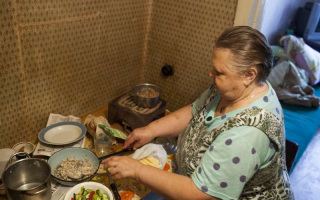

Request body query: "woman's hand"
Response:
[123, 105, 192, 150]
[102, 156, 143, 179]
[123, 126, 155, 150]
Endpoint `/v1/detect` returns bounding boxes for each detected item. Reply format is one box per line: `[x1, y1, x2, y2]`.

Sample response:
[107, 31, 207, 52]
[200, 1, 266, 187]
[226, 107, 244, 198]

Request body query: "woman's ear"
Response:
[243, 67, 258, 86]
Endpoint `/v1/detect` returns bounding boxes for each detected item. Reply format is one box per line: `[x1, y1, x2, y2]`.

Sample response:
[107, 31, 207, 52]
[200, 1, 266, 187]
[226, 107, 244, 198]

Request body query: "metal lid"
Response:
[153, 137, 177, 155]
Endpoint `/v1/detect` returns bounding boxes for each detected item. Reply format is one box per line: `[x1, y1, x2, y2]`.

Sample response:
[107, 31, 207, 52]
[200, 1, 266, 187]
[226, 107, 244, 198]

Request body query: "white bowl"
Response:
[12, 142, 35, 156]
[64, 182, 114, 200]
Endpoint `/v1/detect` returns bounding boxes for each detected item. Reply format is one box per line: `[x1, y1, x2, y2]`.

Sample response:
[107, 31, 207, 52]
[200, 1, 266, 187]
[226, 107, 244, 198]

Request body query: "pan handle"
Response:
[6, 152, 30, 168]
[98, 148, 134, 162]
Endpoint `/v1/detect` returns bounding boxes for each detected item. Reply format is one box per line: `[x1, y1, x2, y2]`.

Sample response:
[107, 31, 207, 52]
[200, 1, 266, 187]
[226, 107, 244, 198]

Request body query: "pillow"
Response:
[271, 45, 288, 65]
[271, 45, 288, 59]
[280, 35, 320, 85]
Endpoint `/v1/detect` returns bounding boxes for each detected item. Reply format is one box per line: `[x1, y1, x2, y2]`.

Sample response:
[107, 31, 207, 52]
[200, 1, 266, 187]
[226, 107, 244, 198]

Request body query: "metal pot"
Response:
[2, 153, 52, 200]
[131, 83, 162, 108]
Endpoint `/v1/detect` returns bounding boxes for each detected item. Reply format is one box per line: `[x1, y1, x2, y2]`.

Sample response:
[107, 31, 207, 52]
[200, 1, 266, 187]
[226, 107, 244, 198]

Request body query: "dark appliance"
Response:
[108, 93, 166, 131]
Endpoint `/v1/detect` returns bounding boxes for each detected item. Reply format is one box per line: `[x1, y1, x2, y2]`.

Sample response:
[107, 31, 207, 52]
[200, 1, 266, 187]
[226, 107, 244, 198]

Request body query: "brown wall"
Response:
[0, 0, 237, 148]
[144, 0, 237, 111]
[0, 0, 149, 147]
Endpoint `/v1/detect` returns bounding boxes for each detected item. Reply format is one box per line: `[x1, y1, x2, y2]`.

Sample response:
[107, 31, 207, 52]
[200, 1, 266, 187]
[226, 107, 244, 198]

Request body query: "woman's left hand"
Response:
[102, 156, 144, 179]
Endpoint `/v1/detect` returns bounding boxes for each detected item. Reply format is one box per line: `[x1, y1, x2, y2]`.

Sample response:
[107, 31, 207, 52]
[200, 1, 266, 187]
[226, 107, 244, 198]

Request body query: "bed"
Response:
[282, 84, 320, 172]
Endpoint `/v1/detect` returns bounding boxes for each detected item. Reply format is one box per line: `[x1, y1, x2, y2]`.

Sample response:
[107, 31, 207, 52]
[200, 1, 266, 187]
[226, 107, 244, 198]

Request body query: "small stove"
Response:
[108, 93, 166, 130]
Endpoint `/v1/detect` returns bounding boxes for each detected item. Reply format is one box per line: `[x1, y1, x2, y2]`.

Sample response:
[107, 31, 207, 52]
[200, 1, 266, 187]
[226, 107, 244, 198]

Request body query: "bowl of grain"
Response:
[131, 83, 162, 108]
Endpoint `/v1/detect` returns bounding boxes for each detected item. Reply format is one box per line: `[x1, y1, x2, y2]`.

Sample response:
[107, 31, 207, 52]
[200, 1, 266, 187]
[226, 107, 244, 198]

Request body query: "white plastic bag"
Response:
[131, 144, 167, 170]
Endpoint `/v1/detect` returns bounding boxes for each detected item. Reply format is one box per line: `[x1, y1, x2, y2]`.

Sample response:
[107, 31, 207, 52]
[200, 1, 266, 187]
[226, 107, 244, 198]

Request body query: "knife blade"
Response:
[107, 170, 121, 200]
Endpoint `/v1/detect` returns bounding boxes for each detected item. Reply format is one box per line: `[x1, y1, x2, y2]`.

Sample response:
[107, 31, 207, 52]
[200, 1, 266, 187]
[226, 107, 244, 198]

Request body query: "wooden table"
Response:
[0, 105, 174, 200]
[80, 105, 174, 200]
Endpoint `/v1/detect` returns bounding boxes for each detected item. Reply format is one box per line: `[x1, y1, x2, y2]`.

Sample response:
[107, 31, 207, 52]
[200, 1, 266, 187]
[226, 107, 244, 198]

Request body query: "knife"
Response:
[107, 170, 122, 200]
[98, 148, 134, 162]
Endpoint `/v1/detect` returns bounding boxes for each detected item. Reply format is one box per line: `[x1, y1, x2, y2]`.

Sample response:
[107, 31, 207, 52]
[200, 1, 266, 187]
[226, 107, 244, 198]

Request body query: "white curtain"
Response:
[233, 0, 266, 31]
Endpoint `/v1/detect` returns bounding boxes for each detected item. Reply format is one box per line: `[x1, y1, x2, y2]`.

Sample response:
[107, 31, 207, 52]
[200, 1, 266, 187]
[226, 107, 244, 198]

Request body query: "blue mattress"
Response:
[282, 84, 320, 171]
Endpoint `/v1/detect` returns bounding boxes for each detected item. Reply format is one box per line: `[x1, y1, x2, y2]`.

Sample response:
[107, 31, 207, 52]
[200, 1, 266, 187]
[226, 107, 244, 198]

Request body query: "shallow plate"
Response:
[38, 122, 87, 145]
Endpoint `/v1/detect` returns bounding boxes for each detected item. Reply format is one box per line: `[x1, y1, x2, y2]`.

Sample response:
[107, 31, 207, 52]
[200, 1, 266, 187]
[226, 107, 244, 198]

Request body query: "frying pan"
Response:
[47, 147, 133, 187]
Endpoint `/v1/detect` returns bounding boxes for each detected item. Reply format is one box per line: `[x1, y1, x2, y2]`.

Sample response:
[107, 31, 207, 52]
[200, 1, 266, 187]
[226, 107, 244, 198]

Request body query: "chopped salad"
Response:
[71, 186, 109, 200]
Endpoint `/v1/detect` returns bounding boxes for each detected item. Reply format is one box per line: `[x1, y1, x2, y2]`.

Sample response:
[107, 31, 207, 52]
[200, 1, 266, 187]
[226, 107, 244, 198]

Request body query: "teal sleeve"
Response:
[191, 126, 276, 200]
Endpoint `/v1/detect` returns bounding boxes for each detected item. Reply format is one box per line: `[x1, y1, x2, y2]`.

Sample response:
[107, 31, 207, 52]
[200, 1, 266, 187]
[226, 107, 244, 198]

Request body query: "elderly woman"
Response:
[102, 26, 294, 199]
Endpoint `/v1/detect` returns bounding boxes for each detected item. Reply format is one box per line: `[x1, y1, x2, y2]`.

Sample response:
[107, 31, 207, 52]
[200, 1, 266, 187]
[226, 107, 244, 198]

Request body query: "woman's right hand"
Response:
[123, 126, 155, 150]
[123, 105, 192, 150]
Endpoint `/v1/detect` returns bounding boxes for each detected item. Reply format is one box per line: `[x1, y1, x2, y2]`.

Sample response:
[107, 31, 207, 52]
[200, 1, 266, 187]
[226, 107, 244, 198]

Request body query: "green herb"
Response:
[98, 124, 128, 140]
[71, 186, 109, 200]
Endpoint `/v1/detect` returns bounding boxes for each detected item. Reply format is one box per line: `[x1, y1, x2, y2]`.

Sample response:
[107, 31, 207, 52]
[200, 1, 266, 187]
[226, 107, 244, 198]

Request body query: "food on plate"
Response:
[137, 88, 159, 98]
[54, 157, 94, 181]
[119, 190, 135, 200]
[71, 186, 109, 200]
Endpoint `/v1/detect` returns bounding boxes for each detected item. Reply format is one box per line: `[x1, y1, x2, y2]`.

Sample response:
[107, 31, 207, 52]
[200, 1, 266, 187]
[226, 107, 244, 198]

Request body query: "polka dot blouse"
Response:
[190, 81, 280, 199]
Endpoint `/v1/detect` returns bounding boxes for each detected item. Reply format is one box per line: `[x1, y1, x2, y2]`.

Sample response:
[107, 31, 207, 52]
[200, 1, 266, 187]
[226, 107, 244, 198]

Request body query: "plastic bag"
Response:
[131, 144, 167, 170]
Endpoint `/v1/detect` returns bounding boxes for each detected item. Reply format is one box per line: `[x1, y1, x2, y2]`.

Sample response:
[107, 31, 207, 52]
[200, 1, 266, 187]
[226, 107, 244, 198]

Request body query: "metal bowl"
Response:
[2, 157, 52, 200]
[131, 83, 162, 108]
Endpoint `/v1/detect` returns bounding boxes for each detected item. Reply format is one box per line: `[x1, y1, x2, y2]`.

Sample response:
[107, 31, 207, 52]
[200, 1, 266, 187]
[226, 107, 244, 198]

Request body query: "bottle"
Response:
[94, 126, 114, 157]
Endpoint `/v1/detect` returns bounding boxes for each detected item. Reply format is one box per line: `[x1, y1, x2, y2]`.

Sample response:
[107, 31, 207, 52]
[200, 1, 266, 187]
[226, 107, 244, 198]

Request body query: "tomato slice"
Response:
[89, 191, 95, 200]
[120, 190, 135, 200]
[163, 163, 170, 171]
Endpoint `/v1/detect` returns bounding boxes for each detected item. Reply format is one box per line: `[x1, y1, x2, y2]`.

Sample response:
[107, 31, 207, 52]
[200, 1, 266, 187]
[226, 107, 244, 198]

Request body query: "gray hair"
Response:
[214, 26, 273, 82]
